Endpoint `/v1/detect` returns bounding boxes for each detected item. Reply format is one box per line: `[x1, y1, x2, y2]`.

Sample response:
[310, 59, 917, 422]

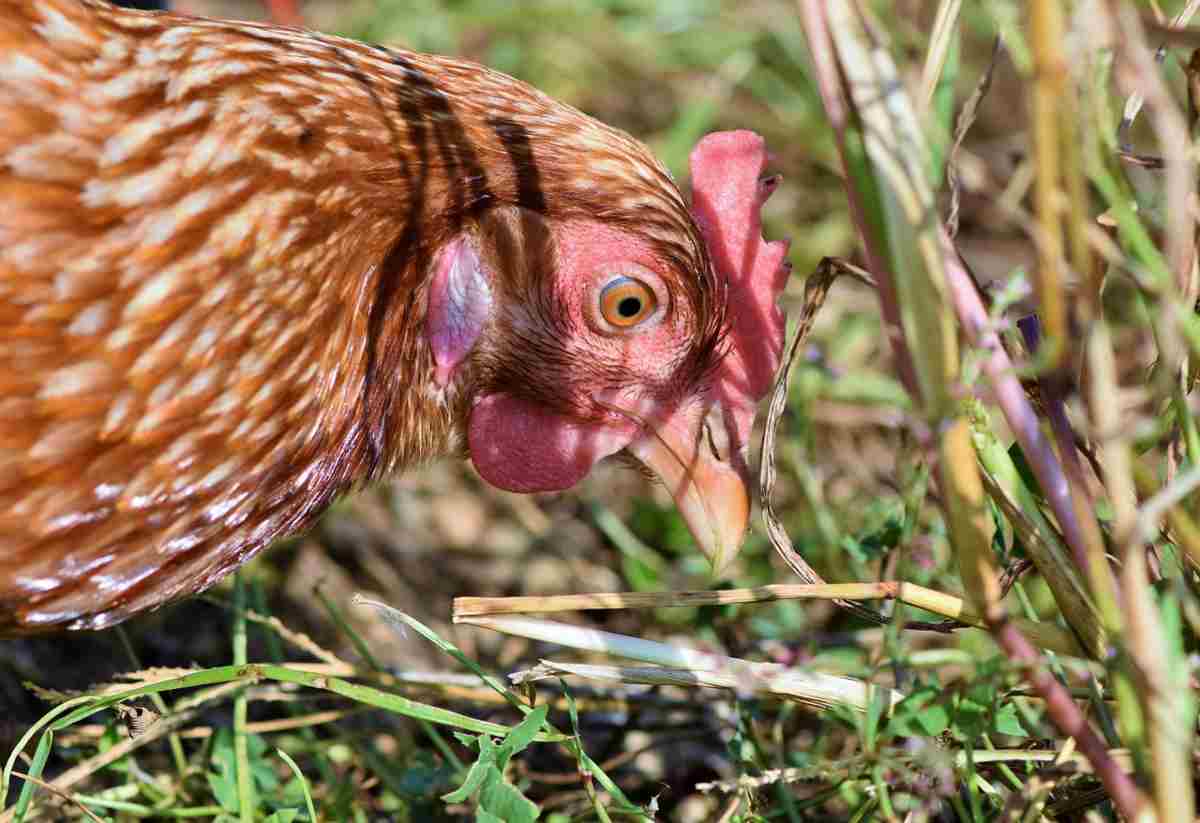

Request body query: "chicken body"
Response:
[0, 1, 787, 632]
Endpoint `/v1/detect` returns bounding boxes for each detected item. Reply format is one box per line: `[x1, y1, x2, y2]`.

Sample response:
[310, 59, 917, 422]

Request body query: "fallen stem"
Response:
[454, 582, 1082, 656]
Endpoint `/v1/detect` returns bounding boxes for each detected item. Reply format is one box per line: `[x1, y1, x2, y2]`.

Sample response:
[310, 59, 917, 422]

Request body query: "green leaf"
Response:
[992, 702, 1027, 738]
[264, 810, 299, 823]
[1007, 442, 1043, 500]
[442, 737, 497, 804]
[479, 778, 539, 823]
[208, 770, 240, 813]
[393, 751, 455, 798]
[886, 686, 950, 737]
[208, 728, 239, 812]
[496, 704, 548, 770]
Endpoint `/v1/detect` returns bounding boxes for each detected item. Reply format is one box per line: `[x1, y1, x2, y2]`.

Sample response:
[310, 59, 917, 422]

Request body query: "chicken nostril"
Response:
[703, 404, 732, 463]
[758, 174, 782, 204]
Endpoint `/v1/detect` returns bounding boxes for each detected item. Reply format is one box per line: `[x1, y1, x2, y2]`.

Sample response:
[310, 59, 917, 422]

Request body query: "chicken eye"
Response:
[599, 277, 657, 328]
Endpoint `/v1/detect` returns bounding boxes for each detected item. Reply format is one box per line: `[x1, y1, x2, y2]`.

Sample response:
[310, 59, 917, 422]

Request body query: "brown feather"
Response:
[0, 0, 718, 632]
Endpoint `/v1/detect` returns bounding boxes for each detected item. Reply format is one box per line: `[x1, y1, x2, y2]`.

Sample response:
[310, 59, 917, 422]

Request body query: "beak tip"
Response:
[705, 544, 740, 578]
[625, 407, 753, 578]
[697, 482, 750, 578]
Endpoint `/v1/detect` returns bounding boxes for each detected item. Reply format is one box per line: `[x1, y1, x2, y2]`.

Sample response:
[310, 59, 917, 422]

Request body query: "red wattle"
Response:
[468, 393, 637, 493]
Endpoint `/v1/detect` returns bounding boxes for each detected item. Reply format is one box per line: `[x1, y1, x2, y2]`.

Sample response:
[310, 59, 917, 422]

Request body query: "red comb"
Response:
[688, 131, 790, 457]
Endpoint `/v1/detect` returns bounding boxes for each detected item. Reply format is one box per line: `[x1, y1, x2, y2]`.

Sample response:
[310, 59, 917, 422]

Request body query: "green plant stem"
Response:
[232, 575, 255, 823]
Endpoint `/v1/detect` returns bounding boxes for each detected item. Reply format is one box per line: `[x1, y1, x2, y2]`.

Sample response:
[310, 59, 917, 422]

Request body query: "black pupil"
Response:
[617, 296, 642, 318]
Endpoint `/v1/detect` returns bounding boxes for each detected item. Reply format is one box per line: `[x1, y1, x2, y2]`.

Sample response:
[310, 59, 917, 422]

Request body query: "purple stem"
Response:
[1016, 316, 1102, 578]
[993, 619, 1145, 819]
[942, 239, 1102, 597]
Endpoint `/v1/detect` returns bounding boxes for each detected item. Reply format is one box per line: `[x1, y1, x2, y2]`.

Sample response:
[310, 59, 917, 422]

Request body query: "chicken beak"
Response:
[627, 404, 751, 576]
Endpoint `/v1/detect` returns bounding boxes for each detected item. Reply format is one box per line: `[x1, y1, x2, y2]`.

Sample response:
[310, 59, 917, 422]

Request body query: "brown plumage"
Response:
[0, 0, 789, 633]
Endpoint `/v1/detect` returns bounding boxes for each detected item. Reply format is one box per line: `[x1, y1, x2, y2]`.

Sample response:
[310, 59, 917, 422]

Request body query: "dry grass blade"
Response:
[696, 748, 1135, 795]
[460, 614, 903, 712]
[1028, 0, 1073, 365]
[759, 257, 886, 625]
[947, 36, 1002, 238]
[515, 659, 898, 713]
[243, 609, 350, 668]
[918, 0, 963, 108]
[454, 584, 1082, 655]
[25, 668, 200, 703]
[456, 584, 896, 616]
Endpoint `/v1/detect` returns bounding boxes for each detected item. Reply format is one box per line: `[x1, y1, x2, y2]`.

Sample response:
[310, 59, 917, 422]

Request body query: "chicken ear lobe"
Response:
[426, 235, 493, 386]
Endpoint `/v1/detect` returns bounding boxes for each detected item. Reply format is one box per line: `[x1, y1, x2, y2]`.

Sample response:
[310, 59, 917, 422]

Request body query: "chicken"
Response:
[0, 0, 789, 633]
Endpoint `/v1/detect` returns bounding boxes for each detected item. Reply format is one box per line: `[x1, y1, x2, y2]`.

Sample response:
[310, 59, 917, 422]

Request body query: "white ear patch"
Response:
[425, 236, 493, 387]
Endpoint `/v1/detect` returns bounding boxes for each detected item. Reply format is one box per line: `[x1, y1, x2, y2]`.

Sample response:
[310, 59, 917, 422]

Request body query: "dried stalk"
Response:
[459, 614, 903, 713]
[454, 583, 1081, 656]
[1028, 0, 1070, 368]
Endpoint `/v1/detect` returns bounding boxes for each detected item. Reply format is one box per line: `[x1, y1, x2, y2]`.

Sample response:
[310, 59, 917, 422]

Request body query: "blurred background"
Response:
[0, 2, 1064, 820]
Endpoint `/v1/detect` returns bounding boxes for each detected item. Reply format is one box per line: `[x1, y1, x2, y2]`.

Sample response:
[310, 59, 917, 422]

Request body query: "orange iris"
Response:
[599, 277, 656, 328]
